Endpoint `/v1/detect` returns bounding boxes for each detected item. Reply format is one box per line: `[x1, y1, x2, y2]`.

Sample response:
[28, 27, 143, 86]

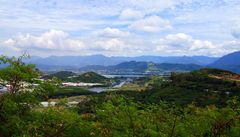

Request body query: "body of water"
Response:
[103, 74, 145, 78]
[88, 87, 106, 93]
[87, 74, 150, 93]
[88, 81, 127, 93]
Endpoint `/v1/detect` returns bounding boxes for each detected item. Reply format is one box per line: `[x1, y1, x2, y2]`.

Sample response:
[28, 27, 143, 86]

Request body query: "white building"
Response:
[0, 85, 8, 92]
[62, 82, 103, 87]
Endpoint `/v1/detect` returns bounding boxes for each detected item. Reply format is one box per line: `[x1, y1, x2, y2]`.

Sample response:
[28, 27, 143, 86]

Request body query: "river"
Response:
[88, 81, 126, 93]
[88, 74, 140, 93]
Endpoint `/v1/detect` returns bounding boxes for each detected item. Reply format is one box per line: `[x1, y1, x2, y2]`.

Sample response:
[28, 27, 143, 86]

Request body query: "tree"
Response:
[0, 54, 68, 137]
[0, 54, 39, 94]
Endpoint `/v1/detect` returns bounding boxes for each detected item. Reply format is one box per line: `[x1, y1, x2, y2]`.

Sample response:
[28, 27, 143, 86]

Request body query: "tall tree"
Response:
[0, 54, 39, 94]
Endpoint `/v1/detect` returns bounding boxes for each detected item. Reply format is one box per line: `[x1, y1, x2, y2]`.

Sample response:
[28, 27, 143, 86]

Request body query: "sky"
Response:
[0, 0, 240, 57]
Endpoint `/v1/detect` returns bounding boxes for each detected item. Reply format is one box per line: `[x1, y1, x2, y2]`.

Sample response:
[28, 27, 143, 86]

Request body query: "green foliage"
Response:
[0, 96, 82, 137]
[0, 55, 75, 136]
[1, 91, 240, 136]
[76, 94, 240, 137]
[42, 71, 76, 81]
[34, 77, 61, 100]
[0, 55, 240, 136]
[50, 86, 95, 98]
[70, 72, 111, 85]
[117, 68, 240, 106]
[0, 54, 39, 94]
[43, 71, 113, 86]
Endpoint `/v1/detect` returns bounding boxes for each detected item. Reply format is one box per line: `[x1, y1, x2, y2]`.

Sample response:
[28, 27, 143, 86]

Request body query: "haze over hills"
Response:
[210, 51, 240, 73]
[7, 51, 240, 74]
[24, 54, 218, 71]
[79, 61, 203, 74]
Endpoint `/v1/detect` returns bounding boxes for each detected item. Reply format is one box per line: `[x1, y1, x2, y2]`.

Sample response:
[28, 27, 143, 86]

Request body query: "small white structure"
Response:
[0, 85, 8, 92]
[62, 82, 103, 87]
[40, 101, 79, 107]
[41, 102, 57, 107]
[67, 101, 79, 107]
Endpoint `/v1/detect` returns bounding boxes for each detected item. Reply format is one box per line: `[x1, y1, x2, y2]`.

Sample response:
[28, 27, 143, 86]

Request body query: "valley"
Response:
[40, 68, 240, 107]
[1, 54, 240, 137]
[1, 1, 240, 136]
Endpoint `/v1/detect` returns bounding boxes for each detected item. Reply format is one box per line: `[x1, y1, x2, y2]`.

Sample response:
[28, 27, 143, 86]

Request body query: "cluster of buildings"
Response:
[0, 80, 104, 93]
[40, 101, 79, 107]
[62, 82, 103, 87]
[0, 81, 40, 93]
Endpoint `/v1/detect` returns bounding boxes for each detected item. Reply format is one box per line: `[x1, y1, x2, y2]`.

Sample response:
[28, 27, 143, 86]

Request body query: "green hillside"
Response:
[117, 68, 240, 106]
[43, 71, 76, 81]
[69, 72, 111, 85]
[43, 71, 111, 85]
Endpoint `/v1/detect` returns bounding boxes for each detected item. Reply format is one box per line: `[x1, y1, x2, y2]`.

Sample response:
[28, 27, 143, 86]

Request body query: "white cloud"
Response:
[3, 39, 15, 47]
[161, 33, 192, 47]
[94, 38, 125, 51]
[1, 30, 240, 57]
[2, 30, 85, 51]
[190, 40, 216, 51]
[221, 41, 240, 50]
[119, 9, 144, 20]
[95, 27, 130, 38]
[156, 33, 222, 56]
[92, 38, 152, 56]
[129, 15, 172, 33]
[1, 30, 146, 56]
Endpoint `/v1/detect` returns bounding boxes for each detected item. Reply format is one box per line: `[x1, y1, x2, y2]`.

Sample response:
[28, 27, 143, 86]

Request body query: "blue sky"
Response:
[0, 0, 240, 57]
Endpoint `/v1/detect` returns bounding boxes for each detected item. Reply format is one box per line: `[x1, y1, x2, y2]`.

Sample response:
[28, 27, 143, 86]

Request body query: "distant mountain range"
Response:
[23, 55, 218, 71]
[1, 51, 239, 73]
[1, 50, 240, 74]
[209, 51, 240, 73]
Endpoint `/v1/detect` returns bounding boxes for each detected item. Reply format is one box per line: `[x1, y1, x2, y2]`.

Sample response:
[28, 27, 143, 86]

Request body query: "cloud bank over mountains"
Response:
[2, 29, 240, 57]
[0, 0, 240, 57]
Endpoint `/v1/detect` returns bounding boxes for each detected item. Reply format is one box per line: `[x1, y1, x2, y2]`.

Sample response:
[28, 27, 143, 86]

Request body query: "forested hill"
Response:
[69, 72, 110, 84]
[42, 71, 76, 81]
[119, 68, 240, 107]
[42, 71, 111, 85]
[81, 61, 203, 73]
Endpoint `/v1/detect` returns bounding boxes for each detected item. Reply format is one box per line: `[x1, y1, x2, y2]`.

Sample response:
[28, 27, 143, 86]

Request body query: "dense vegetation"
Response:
[43, 71, 112, 85]
[0, 55, 240, 137]
[69, 72, 110, 84]
[115, 68, 240, 107]
[156, 63, 202, 71]
[50, 86, 95, 98]
[42, 71, 76, 81]
[1, 92, 240, 137]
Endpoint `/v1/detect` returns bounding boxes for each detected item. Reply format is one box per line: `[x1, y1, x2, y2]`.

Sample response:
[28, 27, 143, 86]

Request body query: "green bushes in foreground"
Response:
[1, 93, 239, 137]
[82, 95, 240, 137]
